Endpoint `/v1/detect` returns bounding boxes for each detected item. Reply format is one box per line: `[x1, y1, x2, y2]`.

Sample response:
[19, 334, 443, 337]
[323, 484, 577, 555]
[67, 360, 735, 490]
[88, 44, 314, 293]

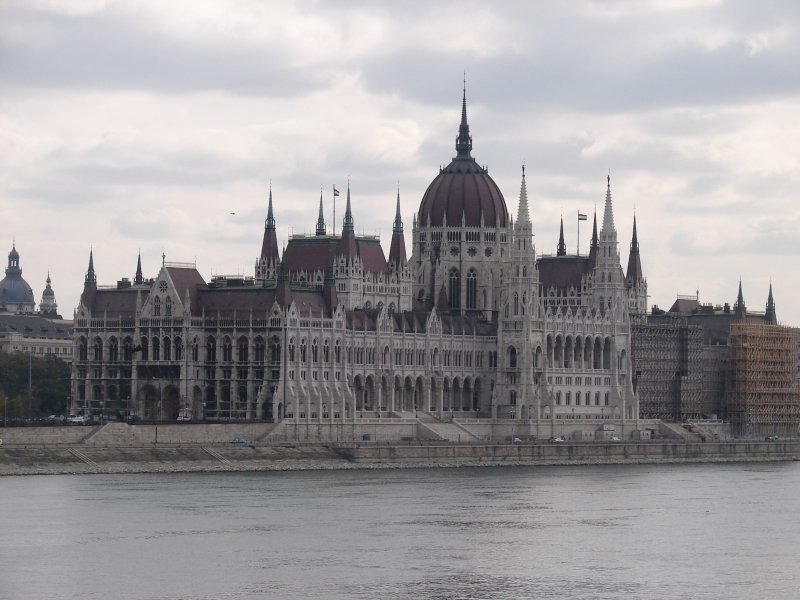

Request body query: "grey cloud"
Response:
[0, 8, 328, 96]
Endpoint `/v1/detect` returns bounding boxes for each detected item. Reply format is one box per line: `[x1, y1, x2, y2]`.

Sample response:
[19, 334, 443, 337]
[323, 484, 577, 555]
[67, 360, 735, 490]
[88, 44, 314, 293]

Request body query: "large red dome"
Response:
[416, 90, 509, 228]
[417, 157, 508, 228]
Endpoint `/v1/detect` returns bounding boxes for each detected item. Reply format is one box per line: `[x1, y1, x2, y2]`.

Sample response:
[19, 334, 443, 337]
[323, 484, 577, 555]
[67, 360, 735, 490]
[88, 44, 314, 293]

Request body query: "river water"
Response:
[1, 463, 799, 599]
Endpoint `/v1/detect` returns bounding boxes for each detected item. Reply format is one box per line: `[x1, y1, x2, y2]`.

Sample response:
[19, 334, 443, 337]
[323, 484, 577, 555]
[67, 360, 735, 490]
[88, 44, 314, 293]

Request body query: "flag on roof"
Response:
[333, 186, 340, 196]
[578, 212, 588, 221]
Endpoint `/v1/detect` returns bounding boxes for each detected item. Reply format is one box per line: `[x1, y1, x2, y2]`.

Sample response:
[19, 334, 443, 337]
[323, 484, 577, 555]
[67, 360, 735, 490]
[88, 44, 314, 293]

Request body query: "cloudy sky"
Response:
[2, 0, 799, 323]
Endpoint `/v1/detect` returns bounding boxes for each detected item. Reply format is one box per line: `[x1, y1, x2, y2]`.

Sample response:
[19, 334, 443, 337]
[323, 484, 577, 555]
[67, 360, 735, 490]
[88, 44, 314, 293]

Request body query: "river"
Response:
[1, 462, 798, 599]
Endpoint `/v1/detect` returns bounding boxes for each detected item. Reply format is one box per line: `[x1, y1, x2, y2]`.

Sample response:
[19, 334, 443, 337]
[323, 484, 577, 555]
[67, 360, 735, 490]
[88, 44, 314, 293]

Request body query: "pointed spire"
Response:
[266, 184, 276, 231]
[135, 250, 143, 285]
[626, 215, 643, 282]
[455, 77, 473, 159]
[765, 282, 776, 324]
[601, 173, 616, 235]
[393, 184, 403, 235]
[339, 180, 358, 258]
[343, 180, 354, 231]
[734, 278, 746, 320]
[588, 210, 599, 270]
[260, 185, 280, 263]
[557, 216, 566, 256]
[86, 248, 96, 284]
[316, 187, 326, 236]
[516, 164, 530, 225]
[389, 185, 407, 268]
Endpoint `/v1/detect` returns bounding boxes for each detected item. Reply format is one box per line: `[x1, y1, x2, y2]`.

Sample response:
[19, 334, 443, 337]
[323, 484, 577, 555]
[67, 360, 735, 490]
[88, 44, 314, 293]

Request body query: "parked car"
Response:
[231, 437, 248, 444]
[47, 414, 66, 423]
[68, 415, 91, 425]
[549, 436, 566, 443]
[610, 436, 621, 442]
[765, 435, 780, 441]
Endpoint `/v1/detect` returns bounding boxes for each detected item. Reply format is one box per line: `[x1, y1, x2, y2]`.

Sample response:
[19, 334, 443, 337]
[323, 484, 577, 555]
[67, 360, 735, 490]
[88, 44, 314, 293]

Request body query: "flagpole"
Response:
[333, 185, 336, 236]
[577, 211, 580, 257]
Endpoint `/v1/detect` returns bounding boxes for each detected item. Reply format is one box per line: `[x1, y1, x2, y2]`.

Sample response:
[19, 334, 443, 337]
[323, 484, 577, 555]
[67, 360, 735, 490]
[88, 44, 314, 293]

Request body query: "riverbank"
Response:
[2, 439, 799, 476]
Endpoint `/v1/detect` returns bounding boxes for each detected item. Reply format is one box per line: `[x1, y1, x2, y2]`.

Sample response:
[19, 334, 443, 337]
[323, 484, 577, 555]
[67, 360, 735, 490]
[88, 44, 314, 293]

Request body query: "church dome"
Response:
[417, 91, 509, 228]
[0, 244, 35, 310]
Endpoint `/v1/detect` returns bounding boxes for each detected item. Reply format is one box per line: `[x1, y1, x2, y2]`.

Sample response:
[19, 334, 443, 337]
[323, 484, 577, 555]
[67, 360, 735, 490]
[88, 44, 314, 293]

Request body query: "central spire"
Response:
[455, 77, 473, 158]
[393, 185, 403, 234]
[266, 184, 276, 231]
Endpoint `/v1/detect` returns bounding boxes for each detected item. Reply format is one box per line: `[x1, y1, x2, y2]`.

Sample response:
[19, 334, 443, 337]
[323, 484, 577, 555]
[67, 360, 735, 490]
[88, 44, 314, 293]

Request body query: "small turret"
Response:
[734, 279, 746, 321]
[388, 186, 407, 268]
[315, 188, 326, 236]
[80, 249, 97, 307]
[134, 251, 144, 285]
[455, 78, 472, 159]
[260, 185, 280, 263]
[557, 216, 566, 256]
[765, 283, 776, 324]
[588, 211, 599, 270]
[626, 215, 643, 283]
[339, 181, 358, 258]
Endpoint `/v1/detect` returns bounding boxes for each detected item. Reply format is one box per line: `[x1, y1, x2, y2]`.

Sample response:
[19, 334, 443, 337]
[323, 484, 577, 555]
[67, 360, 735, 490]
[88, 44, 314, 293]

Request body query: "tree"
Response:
[0, 350, 70, 418]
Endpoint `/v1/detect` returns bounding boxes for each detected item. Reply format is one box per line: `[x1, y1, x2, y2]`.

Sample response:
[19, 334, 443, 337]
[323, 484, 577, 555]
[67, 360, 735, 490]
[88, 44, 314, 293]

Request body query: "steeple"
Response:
[557, 216, 566, 256]
[388, 186, 407, 268]
[316, 187, 326, 236]
[734, 278, 746, 320]
[455, 78, 473, 159]
[626, 215, 643, 283]
[765, 282, 776, 324]
[602, 174, 616, 235]
[516, 165, 530, 226]
[80, 248, 97, 308]
[134, 250, 143, 285]
[260, 185, 280, 263]
[339, 181, 358, 258]
[436, 282, 449, 313]
[86, 248, 96, 284]
[6, 242, 20, 275]
[588, 211, 599, 269]
[343, 181, 354, 231]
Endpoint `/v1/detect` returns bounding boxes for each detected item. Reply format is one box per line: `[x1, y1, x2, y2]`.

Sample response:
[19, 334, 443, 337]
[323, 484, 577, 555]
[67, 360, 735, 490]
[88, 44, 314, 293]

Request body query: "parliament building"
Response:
[70, 92, 648, 440]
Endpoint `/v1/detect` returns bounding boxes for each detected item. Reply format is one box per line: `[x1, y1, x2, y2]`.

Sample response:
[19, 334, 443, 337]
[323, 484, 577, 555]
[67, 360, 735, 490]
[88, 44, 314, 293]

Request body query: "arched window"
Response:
[79, 337, 88, 361]
[123, 337, 133, 361]
[93, 337, 103, 361]
[140, 337, 149, 361]
[153, 296, 161, 316]
[165, 296, 172, 317]
[206, 337, 216, 362]
[163, 336, 171, 360]
[508, 346, 517, 369]
[323, 340, 330, 363]
[312, 339, 319, 362]
[466, 269, 477, 309]
[109, 337, 118, 361]
[152, 337, 160, 361]
[288, 339, 296, 362]
[556, 391, 562, 405]
[192, 338, 199, 362]
[270, 337, 281, 362]
[566, 391, 571, 406]
[174, 337, 183, 361]
[335, 340, 341, 363]
[238, 337, 248, 362]
[300, 339, 307, 362]
[576, 391, 581, 406]
[255, 337, 265, 362]
[222, 337, 232, 362]
[449, 268, 460, 310]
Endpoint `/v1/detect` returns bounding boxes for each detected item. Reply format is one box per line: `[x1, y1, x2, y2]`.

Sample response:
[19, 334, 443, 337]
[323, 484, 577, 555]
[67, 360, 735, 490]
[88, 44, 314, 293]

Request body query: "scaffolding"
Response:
[727, 322, 800, 437]
[631, 316, 704, 421]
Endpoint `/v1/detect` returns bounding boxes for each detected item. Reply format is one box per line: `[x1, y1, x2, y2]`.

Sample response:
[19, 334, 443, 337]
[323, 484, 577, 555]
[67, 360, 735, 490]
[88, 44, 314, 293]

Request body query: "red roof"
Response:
[284, 235, 389, 275]
[537, 256, 589, 292]
[418, 157, 508, 228]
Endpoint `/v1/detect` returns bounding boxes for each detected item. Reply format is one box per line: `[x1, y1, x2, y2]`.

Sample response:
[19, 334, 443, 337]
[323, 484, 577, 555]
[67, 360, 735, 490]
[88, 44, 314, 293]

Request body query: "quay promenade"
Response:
[1, 422, 798, 475]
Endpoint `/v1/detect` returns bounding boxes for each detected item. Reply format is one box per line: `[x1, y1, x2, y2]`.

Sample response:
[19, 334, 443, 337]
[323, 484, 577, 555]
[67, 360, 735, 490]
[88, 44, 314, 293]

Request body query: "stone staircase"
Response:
[417, 413, 479, 442]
